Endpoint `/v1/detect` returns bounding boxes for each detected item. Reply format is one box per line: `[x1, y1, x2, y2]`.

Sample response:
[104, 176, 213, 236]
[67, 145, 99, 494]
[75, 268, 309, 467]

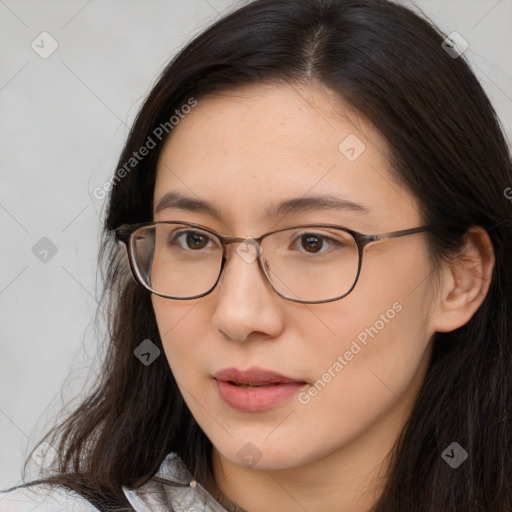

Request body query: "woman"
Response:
[1, 0, 511, 510]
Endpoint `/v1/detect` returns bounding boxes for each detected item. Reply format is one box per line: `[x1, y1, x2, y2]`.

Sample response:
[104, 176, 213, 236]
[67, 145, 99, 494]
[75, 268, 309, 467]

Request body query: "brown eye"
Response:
[301, 234, 323, 253]
[169, 230, 213, 251]
[185, 232, 208, 250]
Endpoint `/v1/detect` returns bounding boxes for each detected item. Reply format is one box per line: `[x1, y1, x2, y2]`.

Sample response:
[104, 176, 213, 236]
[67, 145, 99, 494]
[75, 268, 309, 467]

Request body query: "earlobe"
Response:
[432, 226, 495, 333]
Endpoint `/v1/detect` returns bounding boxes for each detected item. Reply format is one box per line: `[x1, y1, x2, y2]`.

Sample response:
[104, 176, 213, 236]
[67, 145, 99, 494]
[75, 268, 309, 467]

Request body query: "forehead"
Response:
[158, 81, 385, 158]
[153, 82, 418, 230]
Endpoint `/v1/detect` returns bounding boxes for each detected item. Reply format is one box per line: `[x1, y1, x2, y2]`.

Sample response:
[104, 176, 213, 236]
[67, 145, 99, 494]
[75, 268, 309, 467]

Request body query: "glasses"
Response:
[114, 221, 431, 304]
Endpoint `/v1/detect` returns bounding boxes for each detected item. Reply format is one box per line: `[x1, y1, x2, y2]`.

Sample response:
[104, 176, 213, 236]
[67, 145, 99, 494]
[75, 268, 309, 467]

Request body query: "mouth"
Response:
[214, 366, 307, 385]
[213, 367, 308, 412]
[226, 381, 285, 389]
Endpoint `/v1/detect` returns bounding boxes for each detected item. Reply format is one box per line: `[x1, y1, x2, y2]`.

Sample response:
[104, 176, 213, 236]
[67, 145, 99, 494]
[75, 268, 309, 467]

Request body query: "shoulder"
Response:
[0, 483, 100, 512]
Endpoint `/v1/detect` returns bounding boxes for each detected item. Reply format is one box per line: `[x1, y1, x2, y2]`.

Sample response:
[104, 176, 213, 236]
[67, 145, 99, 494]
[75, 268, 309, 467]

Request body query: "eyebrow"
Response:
[154, 191, 371, 219]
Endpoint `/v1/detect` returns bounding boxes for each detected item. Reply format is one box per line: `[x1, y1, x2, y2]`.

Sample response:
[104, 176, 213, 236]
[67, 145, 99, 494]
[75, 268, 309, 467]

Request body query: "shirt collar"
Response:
[121, 452, 231, 512]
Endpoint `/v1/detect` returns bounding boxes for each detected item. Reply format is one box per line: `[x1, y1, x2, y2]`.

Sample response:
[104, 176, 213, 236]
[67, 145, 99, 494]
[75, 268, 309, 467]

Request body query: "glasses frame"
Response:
[114, 221, 432, 304]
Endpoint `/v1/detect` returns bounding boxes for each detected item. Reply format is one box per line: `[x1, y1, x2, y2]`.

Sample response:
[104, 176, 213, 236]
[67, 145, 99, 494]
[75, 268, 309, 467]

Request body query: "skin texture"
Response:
[151, 82, 494, 512]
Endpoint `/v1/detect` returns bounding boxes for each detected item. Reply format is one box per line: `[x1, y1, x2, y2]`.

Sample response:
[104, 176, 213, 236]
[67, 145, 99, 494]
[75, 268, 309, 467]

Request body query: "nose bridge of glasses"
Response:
[222, 234, 265, 271]
[222, 235, 256, 246]
[216, 235, 274, 296]
[212, 234, 274, 302]
[219, 234, 265, 258]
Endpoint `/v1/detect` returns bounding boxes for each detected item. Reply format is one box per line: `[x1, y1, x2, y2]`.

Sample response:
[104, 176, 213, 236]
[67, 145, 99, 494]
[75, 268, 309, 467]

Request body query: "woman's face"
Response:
[152, 82, 437, 472]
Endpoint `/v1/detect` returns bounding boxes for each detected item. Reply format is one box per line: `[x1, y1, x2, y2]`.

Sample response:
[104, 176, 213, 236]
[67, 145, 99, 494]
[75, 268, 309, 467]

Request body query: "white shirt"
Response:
[0, 452, 233, 511]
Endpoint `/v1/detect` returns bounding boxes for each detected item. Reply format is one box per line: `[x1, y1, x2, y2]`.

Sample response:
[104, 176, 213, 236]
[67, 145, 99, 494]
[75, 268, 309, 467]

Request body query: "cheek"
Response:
[151, 297, 211, 376]
[292, 248, 434, 428]
[285, 300, 432, 466]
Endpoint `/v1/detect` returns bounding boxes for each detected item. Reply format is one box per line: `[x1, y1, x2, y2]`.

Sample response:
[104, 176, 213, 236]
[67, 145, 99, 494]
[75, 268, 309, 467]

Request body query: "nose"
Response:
[211, 242, 285, 342]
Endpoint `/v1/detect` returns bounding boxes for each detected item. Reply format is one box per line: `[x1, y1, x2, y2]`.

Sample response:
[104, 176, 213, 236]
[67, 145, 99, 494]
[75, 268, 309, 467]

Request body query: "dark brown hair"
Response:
[5, 0, 512, 510]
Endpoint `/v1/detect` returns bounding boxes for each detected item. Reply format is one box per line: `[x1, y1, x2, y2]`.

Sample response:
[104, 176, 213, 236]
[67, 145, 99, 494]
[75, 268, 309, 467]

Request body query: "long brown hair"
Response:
[5, 0, 512, 510]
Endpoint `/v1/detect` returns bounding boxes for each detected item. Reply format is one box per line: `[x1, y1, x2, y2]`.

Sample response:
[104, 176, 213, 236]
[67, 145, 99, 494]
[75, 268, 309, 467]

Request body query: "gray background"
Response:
[1, 0, 511, 490]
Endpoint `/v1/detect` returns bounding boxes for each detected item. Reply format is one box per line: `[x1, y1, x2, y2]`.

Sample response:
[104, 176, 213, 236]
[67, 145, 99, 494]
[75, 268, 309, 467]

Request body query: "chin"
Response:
[213, 434, 317, 471]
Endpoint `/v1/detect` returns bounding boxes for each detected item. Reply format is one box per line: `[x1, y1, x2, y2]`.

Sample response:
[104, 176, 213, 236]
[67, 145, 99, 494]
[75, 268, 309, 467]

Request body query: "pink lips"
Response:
[214, 367, 308, 412]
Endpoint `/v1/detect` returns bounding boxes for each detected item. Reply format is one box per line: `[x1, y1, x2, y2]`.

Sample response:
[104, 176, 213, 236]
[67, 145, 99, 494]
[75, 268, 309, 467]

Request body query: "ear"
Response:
[431, 226, 495, 333]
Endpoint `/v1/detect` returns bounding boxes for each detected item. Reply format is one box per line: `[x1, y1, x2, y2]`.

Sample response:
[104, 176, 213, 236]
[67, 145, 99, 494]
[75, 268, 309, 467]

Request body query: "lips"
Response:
[213, 366, 308, 412]
[214, 366, 306, 386]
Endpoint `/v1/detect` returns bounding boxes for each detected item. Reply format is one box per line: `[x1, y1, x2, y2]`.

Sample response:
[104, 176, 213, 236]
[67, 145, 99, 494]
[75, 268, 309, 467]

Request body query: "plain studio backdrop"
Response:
[0, 0, 511, 491]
